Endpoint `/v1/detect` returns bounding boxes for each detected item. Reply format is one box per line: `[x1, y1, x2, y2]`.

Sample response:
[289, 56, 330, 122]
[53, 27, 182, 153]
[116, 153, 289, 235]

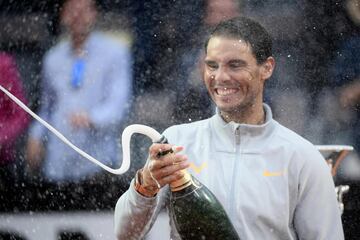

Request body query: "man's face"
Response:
[204, 36, 271, 114]
[61, 0, 96, 37]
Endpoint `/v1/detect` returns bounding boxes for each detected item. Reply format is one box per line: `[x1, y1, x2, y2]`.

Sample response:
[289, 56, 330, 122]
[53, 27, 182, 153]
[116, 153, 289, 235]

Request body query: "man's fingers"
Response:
[152, 161, 190, 180]
[156, 146, 184, 158]
[149, 144, 171, 158]
[149, 154, 188, 170]
[157, 170, 186, 186]
[142, 143, 188, 189]
[144, 155, 189, 189]
[149, 144, 184, 159]
[171, 145, 184, 154]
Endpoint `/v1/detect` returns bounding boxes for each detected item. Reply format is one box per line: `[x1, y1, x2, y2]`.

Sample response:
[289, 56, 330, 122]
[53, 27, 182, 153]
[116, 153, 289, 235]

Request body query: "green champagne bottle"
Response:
[169, 170, 240, 240]
[156, 136, 240, 239]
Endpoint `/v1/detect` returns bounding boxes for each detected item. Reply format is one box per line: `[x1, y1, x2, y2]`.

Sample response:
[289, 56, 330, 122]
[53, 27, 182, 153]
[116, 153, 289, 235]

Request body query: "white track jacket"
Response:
[114, 104, 344, 240]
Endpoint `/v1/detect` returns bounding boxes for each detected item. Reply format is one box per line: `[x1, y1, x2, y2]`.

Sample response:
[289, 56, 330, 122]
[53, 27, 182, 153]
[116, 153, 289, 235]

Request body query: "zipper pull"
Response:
[235, 126, 240, 145]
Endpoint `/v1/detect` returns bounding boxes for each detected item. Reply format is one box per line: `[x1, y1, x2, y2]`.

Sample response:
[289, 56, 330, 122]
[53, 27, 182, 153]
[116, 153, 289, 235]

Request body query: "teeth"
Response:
[216, 88, 238, 96]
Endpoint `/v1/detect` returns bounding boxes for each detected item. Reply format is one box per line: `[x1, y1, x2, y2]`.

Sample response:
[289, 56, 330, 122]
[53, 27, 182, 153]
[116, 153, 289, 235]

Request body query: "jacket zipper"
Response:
[235, 126, 241, 145]
[229, 126, 241, 216]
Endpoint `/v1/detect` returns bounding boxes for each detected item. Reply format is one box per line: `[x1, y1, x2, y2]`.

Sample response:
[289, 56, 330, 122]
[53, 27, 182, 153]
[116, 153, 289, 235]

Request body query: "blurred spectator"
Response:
[0, 52, 30, 203]
[313, 3, 360, 238]
[25, 0, 132, 183]
[334, 0, 360, 155]
[326, 34, 360, 153]
[314, 0, 360, 180]
[317, 0, 360, 148]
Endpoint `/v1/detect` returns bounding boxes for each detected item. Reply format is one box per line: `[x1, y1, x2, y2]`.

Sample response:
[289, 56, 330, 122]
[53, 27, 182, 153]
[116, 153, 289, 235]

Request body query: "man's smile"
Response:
[214, 87, 240, 96]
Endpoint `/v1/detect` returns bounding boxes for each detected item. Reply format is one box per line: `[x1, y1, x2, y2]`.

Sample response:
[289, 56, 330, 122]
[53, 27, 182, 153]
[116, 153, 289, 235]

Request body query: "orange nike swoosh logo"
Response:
[189, 162, 208, 174]
[263, 170, 284, 177]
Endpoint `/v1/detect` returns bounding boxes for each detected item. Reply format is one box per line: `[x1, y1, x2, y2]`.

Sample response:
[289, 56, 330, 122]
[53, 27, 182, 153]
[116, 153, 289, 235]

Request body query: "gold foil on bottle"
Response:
[170, 170, 192, 192]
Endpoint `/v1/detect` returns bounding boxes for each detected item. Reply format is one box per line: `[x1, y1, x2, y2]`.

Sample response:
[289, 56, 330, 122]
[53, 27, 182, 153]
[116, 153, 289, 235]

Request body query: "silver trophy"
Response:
[316, 145, 354, 214]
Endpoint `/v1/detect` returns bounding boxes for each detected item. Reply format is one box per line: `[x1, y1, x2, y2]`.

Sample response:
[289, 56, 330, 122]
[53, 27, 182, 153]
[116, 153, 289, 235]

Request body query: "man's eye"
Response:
[230, 63, 242, 69]
[229, 60, 247, 69]
[207, 64, 218, 70]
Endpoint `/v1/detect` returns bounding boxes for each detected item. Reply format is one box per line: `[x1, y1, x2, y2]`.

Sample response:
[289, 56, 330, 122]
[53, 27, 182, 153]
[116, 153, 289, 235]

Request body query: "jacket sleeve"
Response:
[114, 179, 167, 240]
[293, 145, 344, 239]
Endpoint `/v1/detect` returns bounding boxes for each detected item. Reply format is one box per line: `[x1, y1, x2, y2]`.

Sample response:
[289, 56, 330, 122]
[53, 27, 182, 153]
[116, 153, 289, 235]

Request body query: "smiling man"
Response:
[114, 17, 343, 240]
[203, 34, 274, 124]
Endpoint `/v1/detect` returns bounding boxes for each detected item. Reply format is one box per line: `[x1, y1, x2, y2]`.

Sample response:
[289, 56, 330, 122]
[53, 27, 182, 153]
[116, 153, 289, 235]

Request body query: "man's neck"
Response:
[220, 104, 265, 125]
[71, 32, 90, 56]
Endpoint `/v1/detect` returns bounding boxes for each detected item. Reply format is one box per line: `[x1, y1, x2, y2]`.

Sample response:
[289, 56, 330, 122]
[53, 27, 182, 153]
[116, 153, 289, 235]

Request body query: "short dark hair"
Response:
[204, 17, 273, 64]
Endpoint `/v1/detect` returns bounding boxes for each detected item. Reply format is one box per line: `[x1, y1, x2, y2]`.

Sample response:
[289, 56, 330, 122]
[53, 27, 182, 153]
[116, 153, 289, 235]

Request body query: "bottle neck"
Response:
[170, 170, 193, 192]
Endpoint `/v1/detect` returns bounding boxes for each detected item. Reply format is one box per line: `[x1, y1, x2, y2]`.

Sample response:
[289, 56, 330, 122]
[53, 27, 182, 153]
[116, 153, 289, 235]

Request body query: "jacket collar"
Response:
[210, 103, 277, 153]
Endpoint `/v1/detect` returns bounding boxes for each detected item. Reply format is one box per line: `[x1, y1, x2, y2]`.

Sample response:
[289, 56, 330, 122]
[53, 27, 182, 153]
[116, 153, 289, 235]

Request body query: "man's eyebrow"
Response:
[228, 59, 247, 65]
[204, 59, 247, 65]
[204, 60, 217, 65]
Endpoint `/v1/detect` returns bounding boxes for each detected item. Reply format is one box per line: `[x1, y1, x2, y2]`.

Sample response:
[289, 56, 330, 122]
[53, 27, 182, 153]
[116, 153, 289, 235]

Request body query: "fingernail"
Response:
[171, 146, 183, 153]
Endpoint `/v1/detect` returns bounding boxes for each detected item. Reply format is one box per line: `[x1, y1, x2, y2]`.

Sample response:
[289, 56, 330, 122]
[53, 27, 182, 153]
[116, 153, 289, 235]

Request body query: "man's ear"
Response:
[260, 57, 275, 80]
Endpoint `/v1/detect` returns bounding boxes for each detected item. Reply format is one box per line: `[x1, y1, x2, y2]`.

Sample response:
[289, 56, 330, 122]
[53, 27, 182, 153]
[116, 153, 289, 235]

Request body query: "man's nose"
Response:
[214, 67, 231, 82]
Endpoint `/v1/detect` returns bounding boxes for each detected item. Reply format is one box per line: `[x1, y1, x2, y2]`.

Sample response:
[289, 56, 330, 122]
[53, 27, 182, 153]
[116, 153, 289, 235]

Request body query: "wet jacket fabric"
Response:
[114, 104, 344, 240]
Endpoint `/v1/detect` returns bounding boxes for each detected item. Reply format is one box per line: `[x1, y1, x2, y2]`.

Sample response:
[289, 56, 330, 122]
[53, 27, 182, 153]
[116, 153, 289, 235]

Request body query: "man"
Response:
[26, 0, 132, 182]
[114, 17, 343, 239]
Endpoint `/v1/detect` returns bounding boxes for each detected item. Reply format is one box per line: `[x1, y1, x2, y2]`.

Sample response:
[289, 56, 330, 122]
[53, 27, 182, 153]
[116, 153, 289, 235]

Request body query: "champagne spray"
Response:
[0, 84, 240, 239]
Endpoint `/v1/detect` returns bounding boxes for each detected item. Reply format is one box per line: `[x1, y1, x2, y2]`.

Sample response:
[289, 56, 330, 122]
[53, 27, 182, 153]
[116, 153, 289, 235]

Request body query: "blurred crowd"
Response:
[0, 0, 360, 237]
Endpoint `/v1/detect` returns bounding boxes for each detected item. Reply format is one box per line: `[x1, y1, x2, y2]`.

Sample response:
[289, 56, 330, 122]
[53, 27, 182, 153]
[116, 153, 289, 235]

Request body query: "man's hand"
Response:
[25, 138, 45, 171]
[70, 111, 92, 129]
[138, 144, 190, 196]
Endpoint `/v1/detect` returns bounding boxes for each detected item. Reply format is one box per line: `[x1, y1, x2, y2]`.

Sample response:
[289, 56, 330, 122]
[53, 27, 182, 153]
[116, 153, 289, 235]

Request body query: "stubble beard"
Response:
[217, 91, 259, 123]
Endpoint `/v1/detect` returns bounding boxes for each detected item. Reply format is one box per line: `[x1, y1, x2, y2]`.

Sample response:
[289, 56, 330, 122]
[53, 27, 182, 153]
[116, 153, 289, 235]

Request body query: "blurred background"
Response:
[0, 0, 359, 239]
